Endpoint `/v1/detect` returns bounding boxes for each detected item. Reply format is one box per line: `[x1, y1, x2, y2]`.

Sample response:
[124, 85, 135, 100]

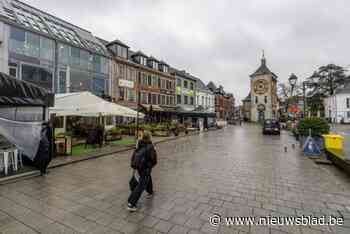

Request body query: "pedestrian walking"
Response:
[127, 131, 157, 211]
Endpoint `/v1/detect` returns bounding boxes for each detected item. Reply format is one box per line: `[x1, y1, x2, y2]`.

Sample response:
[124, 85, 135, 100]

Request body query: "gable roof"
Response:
[250, 56, 277, 79]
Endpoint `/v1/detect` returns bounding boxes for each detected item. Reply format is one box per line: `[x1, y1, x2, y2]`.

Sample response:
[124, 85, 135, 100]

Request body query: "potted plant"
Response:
[297, 117, 330, 149]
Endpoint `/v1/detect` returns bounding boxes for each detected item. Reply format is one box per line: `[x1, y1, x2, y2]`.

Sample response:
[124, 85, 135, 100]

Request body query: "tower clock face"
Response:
[254, 79, 269, 95]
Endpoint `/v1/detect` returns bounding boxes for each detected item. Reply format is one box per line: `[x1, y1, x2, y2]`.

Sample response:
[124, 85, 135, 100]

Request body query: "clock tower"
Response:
[249, 53, 278, 122]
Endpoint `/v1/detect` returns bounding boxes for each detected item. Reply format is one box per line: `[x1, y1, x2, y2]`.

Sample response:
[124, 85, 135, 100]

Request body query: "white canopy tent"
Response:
[49, 92, 144, 118]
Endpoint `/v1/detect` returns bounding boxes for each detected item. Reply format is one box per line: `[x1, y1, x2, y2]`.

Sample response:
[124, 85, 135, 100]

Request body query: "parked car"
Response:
[262, 119, 280, 135]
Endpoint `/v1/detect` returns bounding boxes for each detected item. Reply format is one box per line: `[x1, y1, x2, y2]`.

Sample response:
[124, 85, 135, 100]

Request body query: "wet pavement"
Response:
[0, 124, 350, 234]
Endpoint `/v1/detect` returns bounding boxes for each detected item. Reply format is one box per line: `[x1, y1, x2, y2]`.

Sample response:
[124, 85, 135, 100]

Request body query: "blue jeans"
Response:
[128, 168, 153, 206]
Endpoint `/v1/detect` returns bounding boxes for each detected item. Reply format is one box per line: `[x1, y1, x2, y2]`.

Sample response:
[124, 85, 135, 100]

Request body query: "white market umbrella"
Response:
[49, 91, 144, 118]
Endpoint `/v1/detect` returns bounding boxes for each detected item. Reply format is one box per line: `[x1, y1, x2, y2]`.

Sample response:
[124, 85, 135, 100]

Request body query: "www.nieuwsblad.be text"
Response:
[209, 214, 344, 227]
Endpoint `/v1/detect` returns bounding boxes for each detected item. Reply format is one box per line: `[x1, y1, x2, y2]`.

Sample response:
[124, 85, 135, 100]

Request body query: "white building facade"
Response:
[324, 84, 350, 123]
[195, 80, 215, 113]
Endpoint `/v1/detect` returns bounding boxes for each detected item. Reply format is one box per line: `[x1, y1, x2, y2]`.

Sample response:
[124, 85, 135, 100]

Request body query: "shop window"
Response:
[58, 43, 70, 64]
[127, 89, 135, 102]
[347, 111, 350, 118]
[92, 77, 106, 96]
[25, 32, 40, 57]
[80, 49, 91, 70]
[70, 47, 81, 66]
[21, 64, 52, 91]
[70, 69, 91, 92]
[40, 37, 54, 61]
[9, 27, 25, 54]
[119, 87, 125, 101]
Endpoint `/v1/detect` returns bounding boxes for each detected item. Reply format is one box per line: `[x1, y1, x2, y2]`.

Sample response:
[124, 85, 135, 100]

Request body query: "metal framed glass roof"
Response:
[12, 5, 50, 33]
[2, 0, 108, 56]
[85, 40, 107, 55]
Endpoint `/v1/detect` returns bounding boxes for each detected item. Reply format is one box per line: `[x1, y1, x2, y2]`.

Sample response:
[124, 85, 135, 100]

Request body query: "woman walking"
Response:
[128, 131, 157, 211]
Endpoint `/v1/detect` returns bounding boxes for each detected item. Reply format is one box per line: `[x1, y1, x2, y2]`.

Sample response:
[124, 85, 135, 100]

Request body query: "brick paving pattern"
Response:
[0, 124, 349, 233]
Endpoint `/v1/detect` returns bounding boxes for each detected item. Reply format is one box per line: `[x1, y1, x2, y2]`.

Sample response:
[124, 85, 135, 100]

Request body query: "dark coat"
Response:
[137, 140, 157, 169]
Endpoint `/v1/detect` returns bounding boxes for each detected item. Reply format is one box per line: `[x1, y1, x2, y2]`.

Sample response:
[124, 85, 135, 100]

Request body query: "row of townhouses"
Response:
[0, 0, 235, 128]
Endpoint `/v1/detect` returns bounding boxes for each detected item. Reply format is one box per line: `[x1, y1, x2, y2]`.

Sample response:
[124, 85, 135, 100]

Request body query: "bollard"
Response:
[284, 146, 287, 152]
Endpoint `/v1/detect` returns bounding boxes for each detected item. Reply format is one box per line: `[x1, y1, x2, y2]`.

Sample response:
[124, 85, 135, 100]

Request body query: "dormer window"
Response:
[107, 40, 129, 59]
[153, 61, 158, 70]
[139, 56, 147, 66]
[116, 45, 127, 58]
[160, 65, 169, 73]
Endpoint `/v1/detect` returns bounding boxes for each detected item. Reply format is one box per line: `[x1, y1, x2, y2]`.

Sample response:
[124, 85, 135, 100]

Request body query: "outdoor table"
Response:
[0, 148, 18, 175]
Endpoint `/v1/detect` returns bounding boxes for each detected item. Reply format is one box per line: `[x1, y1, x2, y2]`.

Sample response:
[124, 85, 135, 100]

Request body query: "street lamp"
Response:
[302, 80, 310, 118]
[287, 73, 298, 119]
[288, 73, 298, 96]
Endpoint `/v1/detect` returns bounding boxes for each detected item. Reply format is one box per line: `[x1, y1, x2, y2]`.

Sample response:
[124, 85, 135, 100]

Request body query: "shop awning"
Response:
[141, 104, 164, 112]
[0, 72, 54, 107]
[49, 92, 144, 118]
[176, 107, 216, 118]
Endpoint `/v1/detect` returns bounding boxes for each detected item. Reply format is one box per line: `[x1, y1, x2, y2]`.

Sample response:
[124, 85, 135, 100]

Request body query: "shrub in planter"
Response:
[297, 117, 330, 137]
[297, 118, 329, 150]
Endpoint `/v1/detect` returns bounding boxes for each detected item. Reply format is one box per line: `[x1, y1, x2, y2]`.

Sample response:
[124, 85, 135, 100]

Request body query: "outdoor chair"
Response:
[0, 148, 19, 176]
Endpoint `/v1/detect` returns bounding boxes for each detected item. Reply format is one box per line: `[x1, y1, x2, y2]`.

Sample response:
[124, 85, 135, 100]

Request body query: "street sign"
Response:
[118, 79, 134, 88]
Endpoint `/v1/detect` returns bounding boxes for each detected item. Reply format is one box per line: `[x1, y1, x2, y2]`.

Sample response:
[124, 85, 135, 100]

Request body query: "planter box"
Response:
[326, 150, 350, 176]
[152, 131, 170, 137]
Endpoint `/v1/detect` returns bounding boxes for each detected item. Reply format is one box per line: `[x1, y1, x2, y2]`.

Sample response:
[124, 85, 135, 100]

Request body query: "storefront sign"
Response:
[118, 79, 134, 88]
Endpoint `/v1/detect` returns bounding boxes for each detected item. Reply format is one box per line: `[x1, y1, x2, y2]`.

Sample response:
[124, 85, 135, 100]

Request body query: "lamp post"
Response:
[136, 71, 141, 141]
[302, 81, 309, 118]
[288, 73, 298, 118]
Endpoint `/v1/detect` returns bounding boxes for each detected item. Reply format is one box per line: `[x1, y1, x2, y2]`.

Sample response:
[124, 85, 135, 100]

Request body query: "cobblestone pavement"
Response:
[0, 124, 350, 234]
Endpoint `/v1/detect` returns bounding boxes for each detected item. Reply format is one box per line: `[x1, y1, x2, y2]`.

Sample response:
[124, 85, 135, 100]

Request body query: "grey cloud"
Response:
[24, 0, 350, 102]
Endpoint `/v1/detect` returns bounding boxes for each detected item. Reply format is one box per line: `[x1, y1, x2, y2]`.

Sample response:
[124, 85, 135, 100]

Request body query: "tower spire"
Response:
[261, 50, 266, 66]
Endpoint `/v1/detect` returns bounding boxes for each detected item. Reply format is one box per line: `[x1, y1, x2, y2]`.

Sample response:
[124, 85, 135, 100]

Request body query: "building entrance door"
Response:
[258, 111, 265, 123]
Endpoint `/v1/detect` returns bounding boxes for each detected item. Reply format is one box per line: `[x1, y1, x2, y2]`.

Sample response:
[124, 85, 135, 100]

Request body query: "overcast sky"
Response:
[25, 0, 350, 103]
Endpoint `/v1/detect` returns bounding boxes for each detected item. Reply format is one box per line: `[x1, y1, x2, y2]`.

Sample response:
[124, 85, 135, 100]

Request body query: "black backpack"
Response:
[131, 145, 149, 169]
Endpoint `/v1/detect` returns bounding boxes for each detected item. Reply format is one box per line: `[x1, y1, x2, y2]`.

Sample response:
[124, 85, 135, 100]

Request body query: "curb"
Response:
[0, 129, 221, 184]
